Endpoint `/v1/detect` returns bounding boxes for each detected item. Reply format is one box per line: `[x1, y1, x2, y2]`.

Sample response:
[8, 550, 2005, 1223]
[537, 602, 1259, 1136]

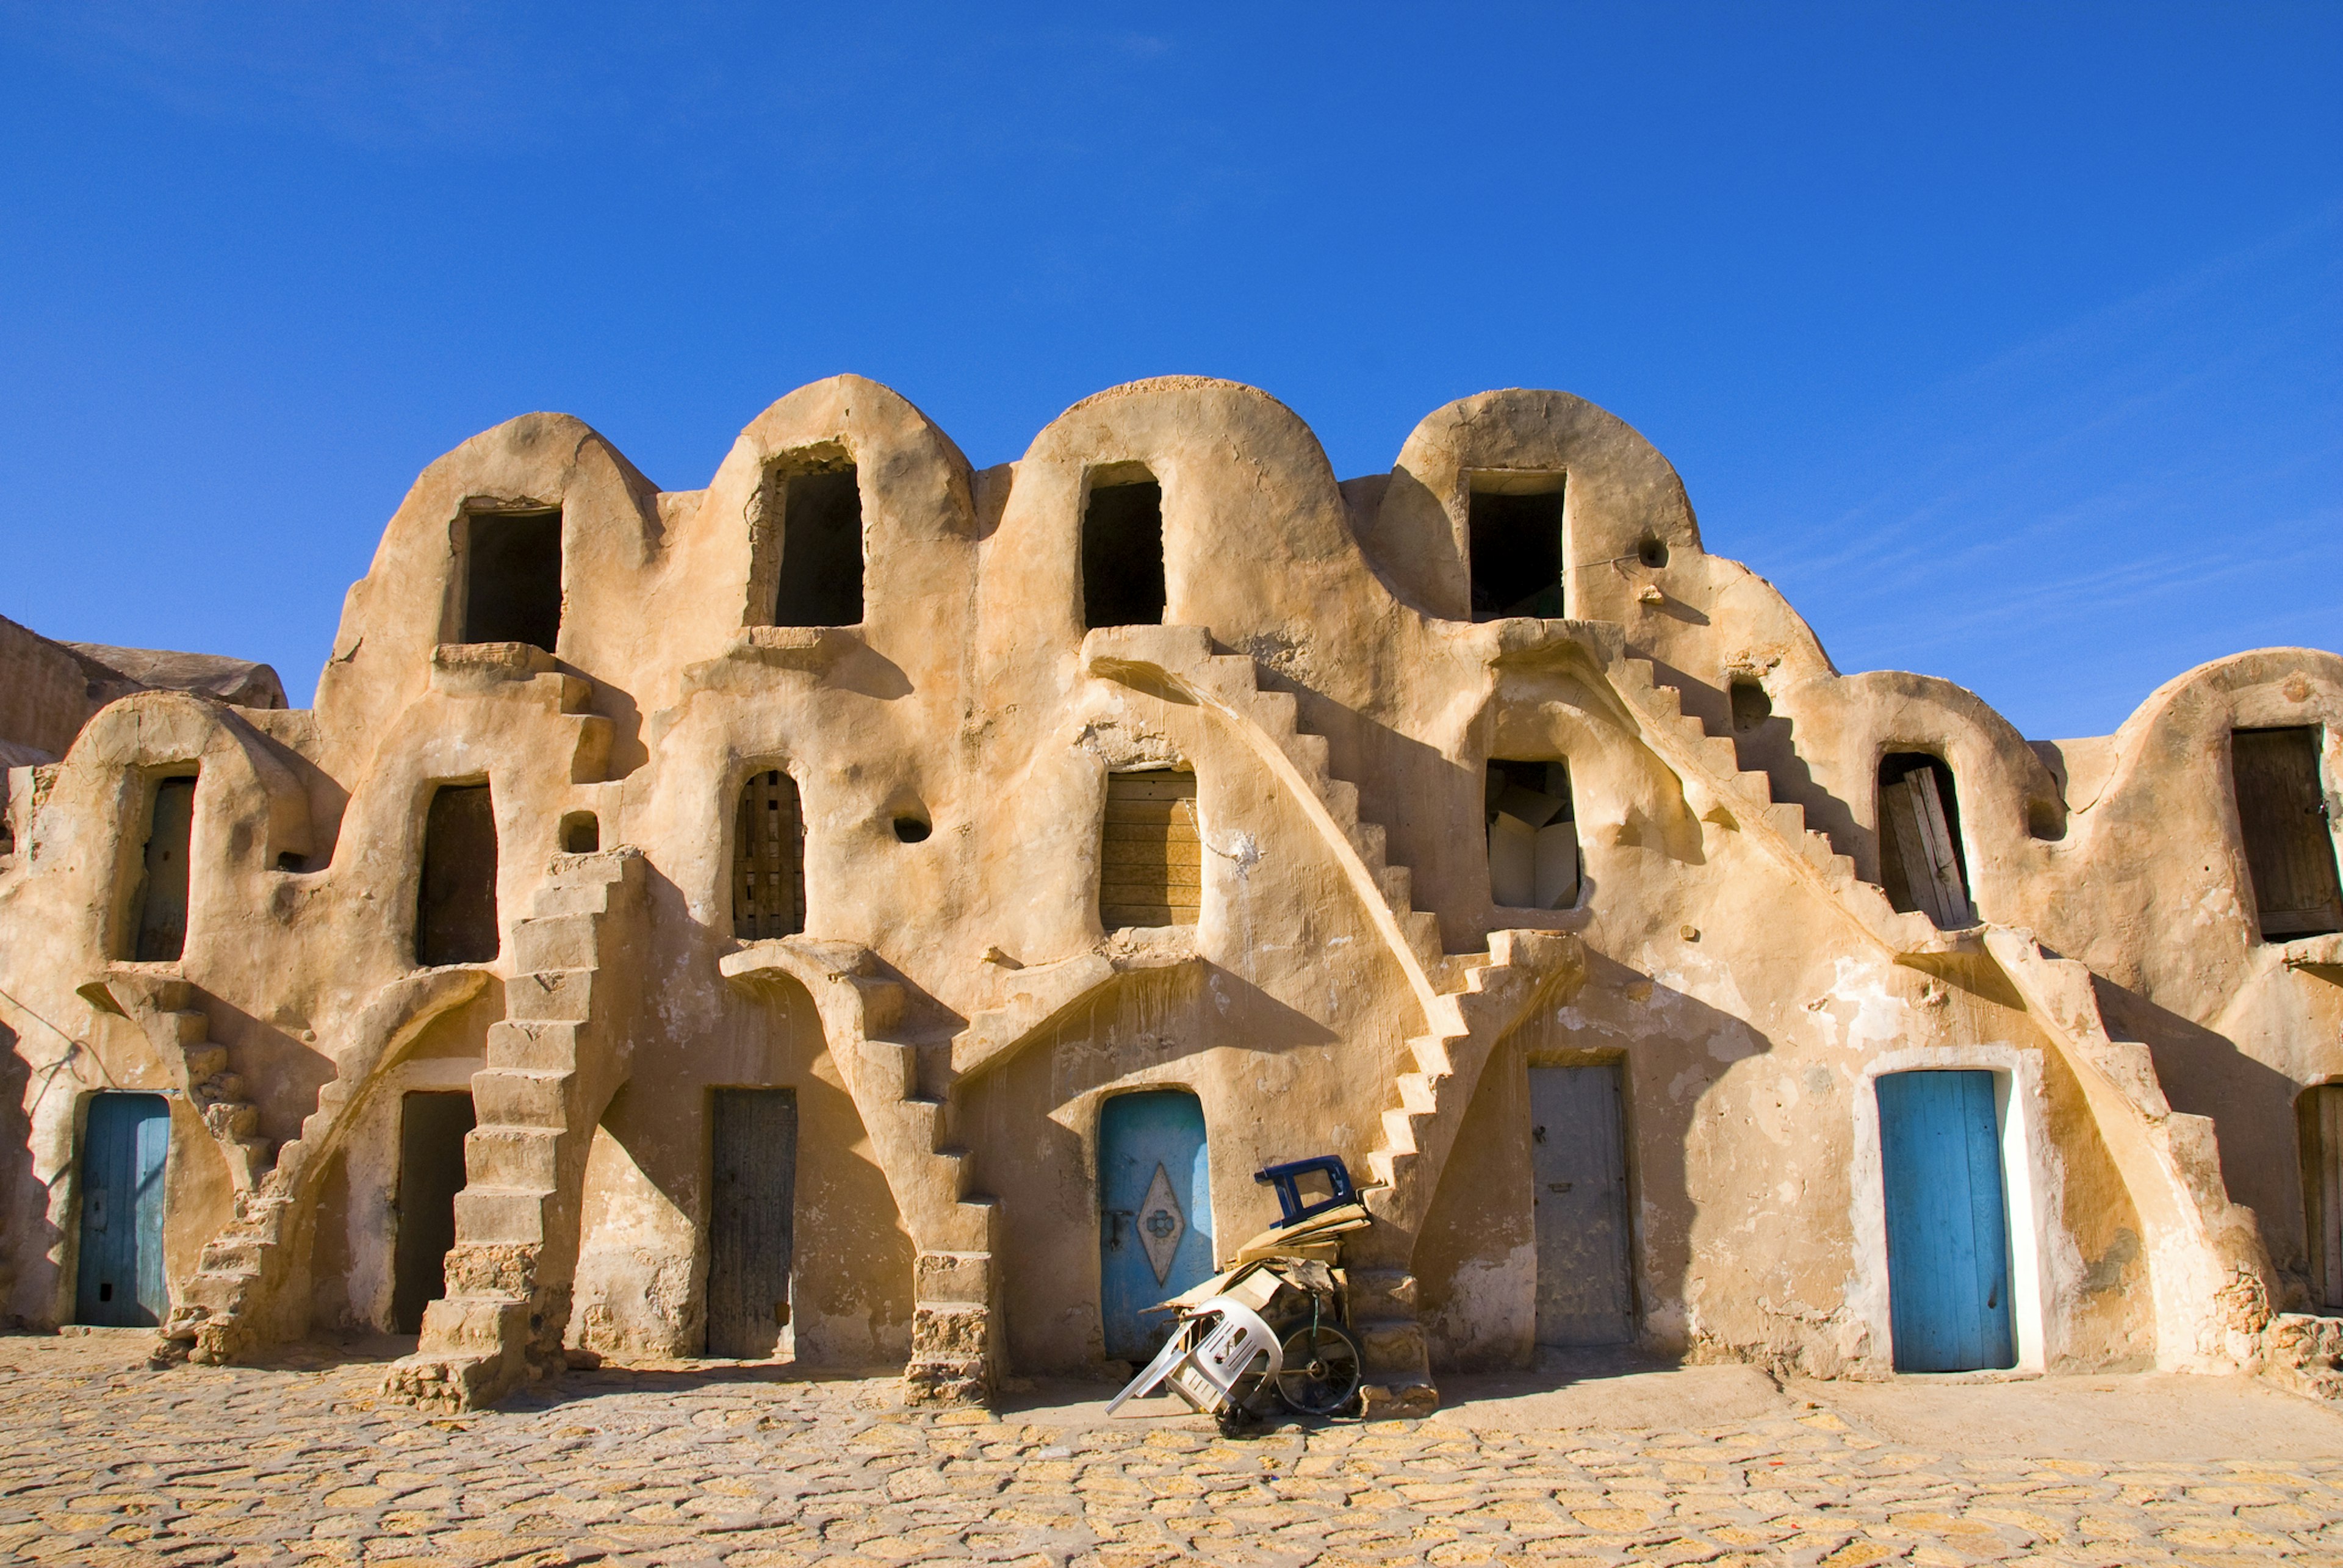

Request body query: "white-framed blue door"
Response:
[1877, 1069, 2017, 1372]
[1098, 1090, 1214, 1362]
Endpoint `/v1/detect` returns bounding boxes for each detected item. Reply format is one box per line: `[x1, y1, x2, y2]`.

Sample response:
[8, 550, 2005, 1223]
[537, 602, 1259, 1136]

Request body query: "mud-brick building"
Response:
[1, 377, 2339, 1414]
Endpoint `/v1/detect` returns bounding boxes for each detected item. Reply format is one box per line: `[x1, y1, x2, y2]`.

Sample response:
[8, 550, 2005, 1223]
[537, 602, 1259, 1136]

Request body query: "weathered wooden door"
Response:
[2233, 728, 2342, 939]
[707, 1087, 797, 1358]
[391, 1091, 476, 1334]
[74, 1092, 170, 1326]
[2301, 1084, 2343, 1309]
[132, 777, 195, 962]
[1098, 1090, 1214, 1362]
[1877, 1070, 2015, 1371]
[1530, 1063, 1636, 1345]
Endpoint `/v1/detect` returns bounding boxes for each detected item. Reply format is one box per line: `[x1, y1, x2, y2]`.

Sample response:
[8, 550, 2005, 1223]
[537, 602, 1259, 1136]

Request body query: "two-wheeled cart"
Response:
[1107, 1156, 1370, 1432]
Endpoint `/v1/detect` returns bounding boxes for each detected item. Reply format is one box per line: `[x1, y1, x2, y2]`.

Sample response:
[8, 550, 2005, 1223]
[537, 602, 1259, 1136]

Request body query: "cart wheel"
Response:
[1274, 1322, 1362, 1416]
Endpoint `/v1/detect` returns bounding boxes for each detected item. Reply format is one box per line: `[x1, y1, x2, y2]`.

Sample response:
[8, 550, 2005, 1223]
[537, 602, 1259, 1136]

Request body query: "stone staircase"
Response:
[1981, 926, 2276, 1371]
[1082, 625, 1585, 1411]
[146, 968, 489, 1367]
[1587, 647, 1946, 958]
[384, 847, 644, 1412]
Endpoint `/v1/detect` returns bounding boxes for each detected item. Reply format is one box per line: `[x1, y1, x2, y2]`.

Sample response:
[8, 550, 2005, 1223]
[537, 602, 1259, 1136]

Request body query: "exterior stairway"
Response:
[145, 968, 488, 1367]
[384, 847, 644, 1412]
[1577, 640, 1947, 960]
[1082, 625, 1585, 1413]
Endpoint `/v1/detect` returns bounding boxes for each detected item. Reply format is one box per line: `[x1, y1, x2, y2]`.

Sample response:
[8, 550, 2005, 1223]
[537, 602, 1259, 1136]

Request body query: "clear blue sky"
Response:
[2, 4, 2336, 737]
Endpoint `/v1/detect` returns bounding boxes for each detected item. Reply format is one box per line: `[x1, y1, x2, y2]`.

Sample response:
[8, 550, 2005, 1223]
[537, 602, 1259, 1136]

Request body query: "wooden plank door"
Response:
[1530, 1063, 1636, 1346]
[2233, 728, 2343, 939]
[1098, 1090, 1214, 1362]
[2302, 1084, 2343, 1309]
[391, 1091, 477, 1334]
[1877, 1071, 2016, 1372]
[707, 1087, 797, 1359]
[74, 1092, 170, 1326]
[132, 777, 195, 962]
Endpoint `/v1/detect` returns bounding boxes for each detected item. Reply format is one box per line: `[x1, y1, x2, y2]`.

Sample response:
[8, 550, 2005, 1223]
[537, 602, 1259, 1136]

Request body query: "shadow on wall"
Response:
[0, 1026, 43, 1327]
[1417, 950, 1782, 1375]
[2096, 978, 2308, 1292]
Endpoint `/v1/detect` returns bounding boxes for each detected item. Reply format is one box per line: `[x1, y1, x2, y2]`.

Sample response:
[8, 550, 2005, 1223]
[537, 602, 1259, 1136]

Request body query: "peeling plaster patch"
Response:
[1206, 829, 1262, 879]
[2193, 882, 2245, 930]
[1810, 957, 1909, 1053]
[1426, 1243, 1534, 1366]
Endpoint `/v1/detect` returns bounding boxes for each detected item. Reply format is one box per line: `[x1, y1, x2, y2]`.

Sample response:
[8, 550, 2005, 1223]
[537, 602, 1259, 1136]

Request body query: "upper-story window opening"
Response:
[769, 462, 865, 628]
[1729, 679, 1773, 734]
[461, 508, 563, 652]
[1878, 753, 1974, 929]
[1082, 472, 1166, 630]
[1101, 769, 1198, 929]
[2232, 726, 2341, 941]
[124, 773, 196, 962]
[416, 783, 499, 966]
[732, 769, 805, 941]
[1467, 473, 1566, 622]
[1487, 758, 1577, 909]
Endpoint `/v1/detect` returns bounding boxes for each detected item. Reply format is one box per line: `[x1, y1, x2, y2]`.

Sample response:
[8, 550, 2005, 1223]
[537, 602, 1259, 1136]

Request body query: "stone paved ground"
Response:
[5, 1332, 2343, 1567]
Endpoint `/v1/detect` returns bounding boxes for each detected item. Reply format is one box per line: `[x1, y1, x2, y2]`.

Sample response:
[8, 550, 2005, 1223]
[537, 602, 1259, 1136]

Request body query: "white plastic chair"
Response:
[1106, 1297, 1283, 1417]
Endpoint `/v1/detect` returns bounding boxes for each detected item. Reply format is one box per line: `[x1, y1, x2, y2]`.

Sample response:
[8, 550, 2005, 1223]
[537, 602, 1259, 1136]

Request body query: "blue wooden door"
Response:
[1098, 1090, 1214, 1361]
[75, 1093, 171, 1326]
[1877, 1070, 2015, 1372]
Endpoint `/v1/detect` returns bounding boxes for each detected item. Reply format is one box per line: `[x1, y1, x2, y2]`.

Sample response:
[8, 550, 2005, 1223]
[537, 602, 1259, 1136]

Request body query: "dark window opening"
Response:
[560, 811, 600, 854]
[391, 1090, 476, 1334]
[274, 851, 304, 873]
[732, 771, 805, 941]
[1730, 680, 1773, 734]
[128, 775, 196, 962]
[1467, 481, 1566, 621]
[771, 467, 865, 628]
[892, 814, 930, 844]
[416, 784, 499, 966]
[1081, 478, 1166, 630]
[1636, 536, 1670, 569]
[461, 509, 563, 652]
[1487, 759, 1578, 909]
[2233, 727, 2341, 940]
[1878, 753, 1974, 929]
[1101, 770, 1199, 928]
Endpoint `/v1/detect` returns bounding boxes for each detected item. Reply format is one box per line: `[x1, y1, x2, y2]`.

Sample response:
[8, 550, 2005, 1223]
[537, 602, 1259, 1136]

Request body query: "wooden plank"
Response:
[1906, 769, 1976, 928]
[2323, 1087, 2343, 1308]
[1884, 779, 1947, 928]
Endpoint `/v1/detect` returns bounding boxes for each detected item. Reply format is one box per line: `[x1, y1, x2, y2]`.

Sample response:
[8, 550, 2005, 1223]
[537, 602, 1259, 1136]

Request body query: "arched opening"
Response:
[1486, 758, 1578, 910]
[1466, 472, 1566, 621]
[391, 1090, 476, 1334]
[732, 770, 805, 940]
[768, 461, 865, 629]
[1097, 1088, 1212, 1361]
[124, 772, 196, 962]
[1877, 752, 1974, 929]
[416, 783, 499, 966]
[459, 508, 563, 651]
[1081, 469, 1165, 630]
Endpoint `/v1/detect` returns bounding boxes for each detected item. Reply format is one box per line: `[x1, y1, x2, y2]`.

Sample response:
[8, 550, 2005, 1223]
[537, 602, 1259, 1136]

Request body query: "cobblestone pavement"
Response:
[6, 1332, 2343, 1567]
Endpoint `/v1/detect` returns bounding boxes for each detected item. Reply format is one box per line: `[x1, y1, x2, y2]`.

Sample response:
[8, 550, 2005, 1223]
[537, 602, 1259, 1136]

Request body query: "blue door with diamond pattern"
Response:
[1099, 1090, 1214, 1361]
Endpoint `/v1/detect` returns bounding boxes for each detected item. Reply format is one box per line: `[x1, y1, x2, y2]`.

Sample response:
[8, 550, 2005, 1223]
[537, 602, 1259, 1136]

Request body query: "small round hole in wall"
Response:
[1636, 536, 1670, 569]
[893, 815, 932, 844]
